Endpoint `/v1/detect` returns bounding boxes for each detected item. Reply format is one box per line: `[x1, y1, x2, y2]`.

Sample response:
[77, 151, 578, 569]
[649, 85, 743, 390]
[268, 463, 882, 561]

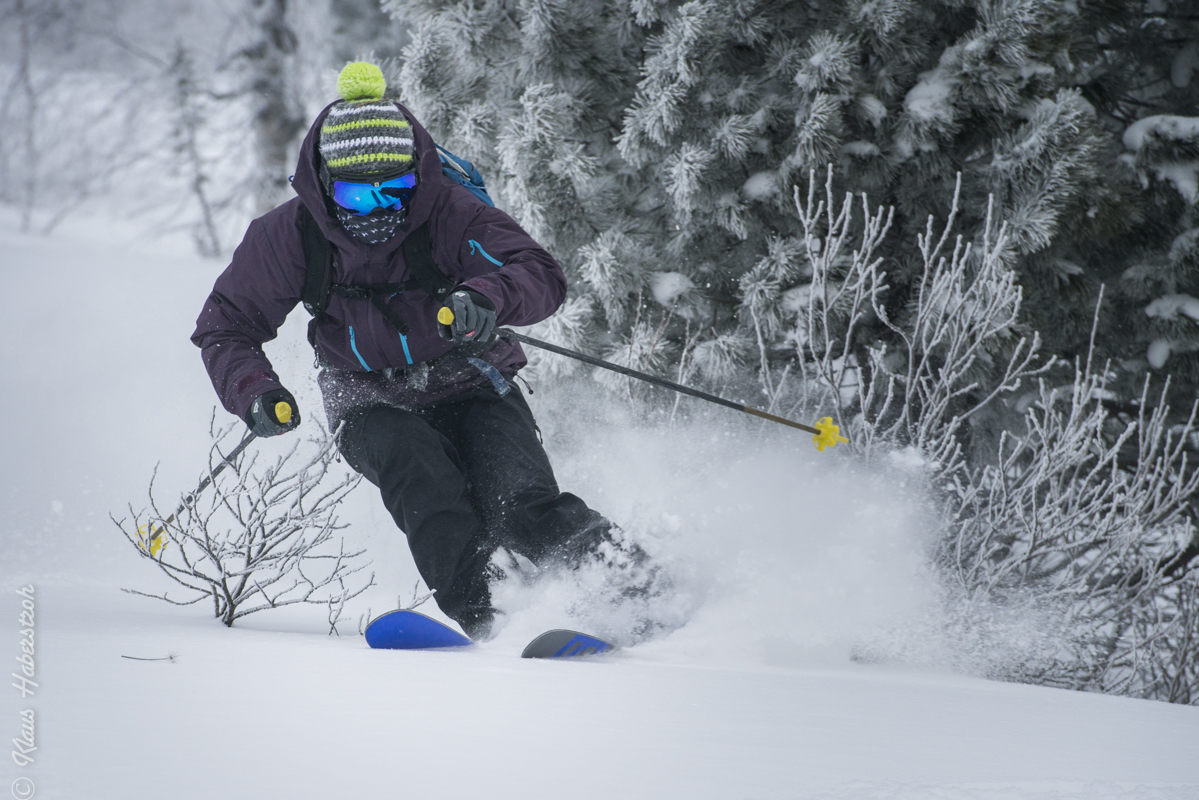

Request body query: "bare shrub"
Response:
[114, 419, 372, 628]
[790, 169, 1199, 703]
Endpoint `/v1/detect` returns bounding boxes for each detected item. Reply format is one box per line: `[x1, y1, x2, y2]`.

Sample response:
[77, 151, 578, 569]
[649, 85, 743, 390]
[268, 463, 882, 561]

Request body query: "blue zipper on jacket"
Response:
[469, 240, 503, 266]
[351, 324, 412, 368]
[349, 326, 372, 371]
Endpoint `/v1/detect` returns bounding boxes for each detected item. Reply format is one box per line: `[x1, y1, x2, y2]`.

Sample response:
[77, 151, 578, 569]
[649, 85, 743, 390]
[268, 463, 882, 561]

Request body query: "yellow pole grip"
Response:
[438, 307, 455, 326]
[275, 401, 292, 424]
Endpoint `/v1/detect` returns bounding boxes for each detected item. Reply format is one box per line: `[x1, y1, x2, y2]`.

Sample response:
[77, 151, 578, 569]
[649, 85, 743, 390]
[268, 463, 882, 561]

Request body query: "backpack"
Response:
[298, 147, 493, 356]
[436, 145, 495, 208]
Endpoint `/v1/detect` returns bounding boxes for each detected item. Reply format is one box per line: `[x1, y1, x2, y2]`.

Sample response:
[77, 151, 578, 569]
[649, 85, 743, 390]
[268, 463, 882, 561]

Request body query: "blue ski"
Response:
[365, 609, 473, 649]
[520, 629, 616, 659]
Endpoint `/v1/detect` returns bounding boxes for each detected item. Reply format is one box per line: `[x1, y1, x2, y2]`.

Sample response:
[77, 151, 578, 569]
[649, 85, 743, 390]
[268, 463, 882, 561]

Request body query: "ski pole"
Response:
[436, 309, 847, 451]
[139, 399, 293, 554]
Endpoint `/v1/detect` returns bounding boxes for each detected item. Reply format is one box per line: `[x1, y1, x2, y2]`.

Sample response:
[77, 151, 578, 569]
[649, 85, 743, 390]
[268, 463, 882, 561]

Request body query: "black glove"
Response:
[245, 388, 301, 437]
[438, 289, 498, 344]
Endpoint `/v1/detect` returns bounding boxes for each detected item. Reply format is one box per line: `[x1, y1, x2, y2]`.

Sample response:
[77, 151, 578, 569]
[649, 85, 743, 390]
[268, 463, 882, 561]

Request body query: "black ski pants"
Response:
[338, 385, 608, 636]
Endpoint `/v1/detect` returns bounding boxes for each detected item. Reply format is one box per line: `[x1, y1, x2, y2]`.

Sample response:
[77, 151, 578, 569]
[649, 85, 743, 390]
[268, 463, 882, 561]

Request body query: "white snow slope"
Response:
[2, 210, 1198, 800]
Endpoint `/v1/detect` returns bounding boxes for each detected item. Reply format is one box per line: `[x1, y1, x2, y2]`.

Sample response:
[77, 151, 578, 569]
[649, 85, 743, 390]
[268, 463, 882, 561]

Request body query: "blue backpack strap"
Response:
[437, 145, 495, 207]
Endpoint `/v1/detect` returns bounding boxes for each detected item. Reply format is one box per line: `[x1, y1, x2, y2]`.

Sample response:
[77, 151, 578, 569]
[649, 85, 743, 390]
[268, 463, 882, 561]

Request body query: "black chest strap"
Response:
[329, 282, 417, 334]
[300, 205, 333, 317]
[298, 207, 458, 340]
[401, 223, 456, 304]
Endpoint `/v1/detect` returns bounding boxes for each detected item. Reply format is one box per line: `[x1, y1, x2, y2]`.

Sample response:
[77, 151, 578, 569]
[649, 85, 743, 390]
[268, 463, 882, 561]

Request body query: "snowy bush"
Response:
[114, 419, 372, 629]
[791, 170, 1046, 464]
[788, 170, 1199, 704]
[943, 367, 1199, 702]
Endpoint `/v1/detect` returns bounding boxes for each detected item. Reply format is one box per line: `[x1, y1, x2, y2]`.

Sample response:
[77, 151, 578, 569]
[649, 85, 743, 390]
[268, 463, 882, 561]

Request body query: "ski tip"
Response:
[521, 629, 617, 659]
[365, 609, 473, 649]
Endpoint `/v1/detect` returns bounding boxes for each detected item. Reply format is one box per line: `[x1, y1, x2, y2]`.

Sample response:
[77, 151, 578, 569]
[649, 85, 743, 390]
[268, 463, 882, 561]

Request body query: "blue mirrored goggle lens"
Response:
[332, 172, 418, 215]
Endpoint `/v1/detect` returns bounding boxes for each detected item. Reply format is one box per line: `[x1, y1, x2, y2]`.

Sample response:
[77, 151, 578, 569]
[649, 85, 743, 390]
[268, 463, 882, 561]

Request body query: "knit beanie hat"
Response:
[319, 63, 413, 179]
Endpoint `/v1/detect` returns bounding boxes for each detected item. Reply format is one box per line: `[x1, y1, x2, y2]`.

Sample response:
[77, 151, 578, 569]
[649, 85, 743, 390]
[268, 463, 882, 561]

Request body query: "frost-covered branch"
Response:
[791, 169, 1199, 703]
[793, 165, 893, 437]
[114, 421, 373, 627]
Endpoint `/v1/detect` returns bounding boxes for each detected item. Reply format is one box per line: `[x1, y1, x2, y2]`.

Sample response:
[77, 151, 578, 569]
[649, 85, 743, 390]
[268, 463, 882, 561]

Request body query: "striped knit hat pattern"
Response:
[319, 62, 413, 179]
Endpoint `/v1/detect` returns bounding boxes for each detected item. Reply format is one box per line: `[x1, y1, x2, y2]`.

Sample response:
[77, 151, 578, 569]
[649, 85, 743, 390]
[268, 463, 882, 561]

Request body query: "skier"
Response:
[192, 63, 618, 639]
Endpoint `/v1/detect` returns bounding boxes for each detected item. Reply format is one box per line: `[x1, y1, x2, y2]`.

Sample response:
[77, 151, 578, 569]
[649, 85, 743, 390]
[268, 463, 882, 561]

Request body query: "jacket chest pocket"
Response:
[343, 291, 417, 371]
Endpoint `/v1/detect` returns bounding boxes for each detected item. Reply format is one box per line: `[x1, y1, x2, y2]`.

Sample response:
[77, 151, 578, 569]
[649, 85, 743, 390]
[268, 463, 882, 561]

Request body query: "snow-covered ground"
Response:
[2, 210, 1198, 799]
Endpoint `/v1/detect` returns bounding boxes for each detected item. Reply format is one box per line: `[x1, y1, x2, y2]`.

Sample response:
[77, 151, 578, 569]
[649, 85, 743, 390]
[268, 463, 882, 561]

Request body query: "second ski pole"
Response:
[436, 309, 847, 451]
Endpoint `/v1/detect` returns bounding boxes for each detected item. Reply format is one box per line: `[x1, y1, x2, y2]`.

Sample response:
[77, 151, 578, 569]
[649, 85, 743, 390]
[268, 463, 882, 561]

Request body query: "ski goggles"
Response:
[331, 170, 418, 216]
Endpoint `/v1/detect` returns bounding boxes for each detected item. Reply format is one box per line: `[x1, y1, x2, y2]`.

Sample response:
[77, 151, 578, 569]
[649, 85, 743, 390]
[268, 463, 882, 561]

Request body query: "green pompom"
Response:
[337, 62, 386, 102]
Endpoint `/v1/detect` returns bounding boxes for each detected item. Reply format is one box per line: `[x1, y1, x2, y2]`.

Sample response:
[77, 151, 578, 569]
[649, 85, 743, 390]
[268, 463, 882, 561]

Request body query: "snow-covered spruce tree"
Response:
[223, 0, 311, 216]
[383, 0, 650, 381]
[384, 2, 1191, 420]
[1120, 115, 1199, 394]
[166, 42, 225, 256]
[331, 0, 410, 63]
[1089, 2, 1199, 406]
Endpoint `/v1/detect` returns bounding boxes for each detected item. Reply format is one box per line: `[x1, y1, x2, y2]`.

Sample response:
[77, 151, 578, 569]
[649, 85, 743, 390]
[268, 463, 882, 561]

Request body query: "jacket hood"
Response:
[291, 99, 447, 255]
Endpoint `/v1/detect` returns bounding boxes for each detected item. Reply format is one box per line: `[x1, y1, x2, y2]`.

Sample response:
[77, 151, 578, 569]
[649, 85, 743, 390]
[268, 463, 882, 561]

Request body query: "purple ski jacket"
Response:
[192, 101, 566, 425]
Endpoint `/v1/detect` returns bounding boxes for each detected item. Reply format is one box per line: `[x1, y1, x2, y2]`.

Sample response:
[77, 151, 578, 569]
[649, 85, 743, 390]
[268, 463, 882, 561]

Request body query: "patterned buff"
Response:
[319, 62, 413, 244]
[335, 203, 405, 245]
